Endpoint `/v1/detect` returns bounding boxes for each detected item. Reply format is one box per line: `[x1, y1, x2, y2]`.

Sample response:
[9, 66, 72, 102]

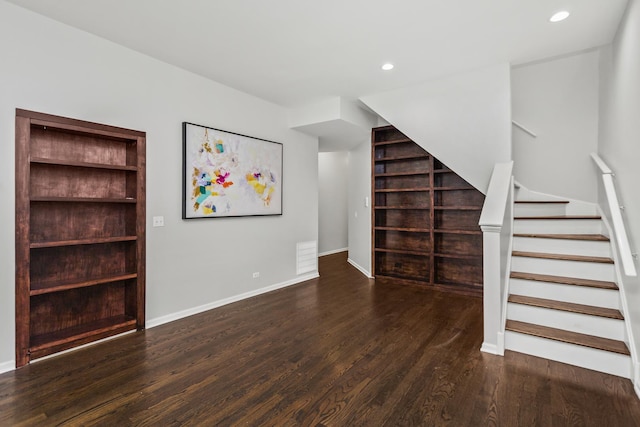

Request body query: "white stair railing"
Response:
[479, 161, 514, 355]
[591, 153, 637, 277]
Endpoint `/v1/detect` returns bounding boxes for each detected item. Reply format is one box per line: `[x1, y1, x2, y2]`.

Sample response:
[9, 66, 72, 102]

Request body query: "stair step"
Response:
[513, 233, 609, 241]
[506, 320, 630, 355]
[512, 251, 613, 264]
[514, 200, 570, 204]
[514, 215, 601, 220]
[508, 295, 623, 319]
[510, 271, 618, 290]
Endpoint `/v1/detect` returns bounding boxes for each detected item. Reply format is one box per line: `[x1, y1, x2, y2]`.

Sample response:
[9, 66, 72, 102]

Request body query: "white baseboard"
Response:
[147, 272, 319, 329]
[0, 360, 14, 374]
[347, 258, 373, 278]
[318, 248, 348, 257]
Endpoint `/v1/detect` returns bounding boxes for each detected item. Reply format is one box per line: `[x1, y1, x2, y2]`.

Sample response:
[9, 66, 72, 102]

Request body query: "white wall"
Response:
[347, 140, 372, 276]
[512, 50, 600, 202]
[360, 63, 512, 193]
[318, 151, 348, 255]
[0, 1, 318, 370]
[598, 0, 640, 363]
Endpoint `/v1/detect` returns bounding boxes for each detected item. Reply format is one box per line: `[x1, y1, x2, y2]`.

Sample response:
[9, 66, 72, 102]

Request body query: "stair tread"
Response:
[514, 215, 601, 220]
[513, 233, 610, 242]
[510, 271, 618, 290]
[514, 200, 570, 204]
[508, 295, 624, 319]
[506, 320, 630, 355]
[512, 251, 614, 264]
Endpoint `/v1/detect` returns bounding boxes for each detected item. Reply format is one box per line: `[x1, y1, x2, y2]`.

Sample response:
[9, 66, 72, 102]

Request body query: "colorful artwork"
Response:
[182, 122, 283, 218]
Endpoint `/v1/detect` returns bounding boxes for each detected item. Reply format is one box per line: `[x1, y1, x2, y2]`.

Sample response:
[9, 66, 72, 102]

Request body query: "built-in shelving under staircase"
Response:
[504, 196, 633, 379]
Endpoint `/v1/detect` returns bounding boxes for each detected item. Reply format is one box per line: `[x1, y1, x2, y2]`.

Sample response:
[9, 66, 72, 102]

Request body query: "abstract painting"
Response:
[182, 122, 283, 218]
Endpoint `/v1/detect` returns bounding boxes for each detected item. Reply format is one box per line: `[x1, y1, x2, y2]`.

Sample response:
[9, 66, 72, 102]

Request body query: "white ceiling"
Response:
[6, 0, 628, 109]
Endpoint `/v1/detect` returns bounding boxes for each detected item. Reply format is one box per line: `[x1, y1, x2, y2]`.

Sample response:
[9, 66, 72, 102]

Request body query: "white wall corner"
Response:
[319, 248, 348, 257]
[347, 258, 373, 279]
[480, 342, 501, 355]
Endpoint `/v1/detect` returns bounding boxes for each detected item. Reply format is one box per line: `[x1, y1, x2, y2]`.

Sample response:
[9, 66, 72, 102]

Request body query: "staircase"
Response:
[504, 195, 633, 379]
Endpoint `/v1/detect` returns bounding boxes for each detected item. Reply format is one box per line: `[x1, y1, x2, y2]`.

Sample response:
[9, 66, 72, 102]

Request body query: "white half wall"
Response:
[360, 63, 512, 193]
[598, 0, 640, 361]
[347, 140, 372, 276]
[318, 151, 348, 255]
[512, 49, 600, 202]
[0, 1, 318, 369]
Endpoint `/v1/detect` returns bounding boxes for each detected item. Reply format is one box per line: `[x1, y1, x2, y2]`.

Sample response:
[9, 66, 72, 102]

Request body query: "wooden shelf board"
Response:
[434, 253, 482, 260]
[373, 138, 412, 146]
[512, 250, 614, 264]
[433, 168, 452, 174]
[434, 229, 482, 235]
[374, 206, 430, 210]
[506, 320, 630, 355]
[31, 196, 137, 203]
[433, 186, 475, 191]
[30, 273, 138, 296]
[31, 157, 137, 171]
[374, 248, 430, 256]
[29, 117, 142, 141]
[374, 274, 429, 285]
[433, 206, 482, 211]
[374, 226, 430, 233]
[31, 235, 137, 249]
[374, 171, 430, 177]
[374, 188, 431, 193]
[29, 315, 137, 357]
[374, 154, 429, 162]
[508, 295, 624, 320]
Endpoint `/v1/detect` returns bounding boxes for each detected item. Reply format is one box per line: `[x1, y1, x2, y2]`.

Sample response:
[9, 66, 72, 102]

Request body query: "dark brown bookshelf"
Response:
[371, 125, 484, 296]
[15, 109, 146, 367]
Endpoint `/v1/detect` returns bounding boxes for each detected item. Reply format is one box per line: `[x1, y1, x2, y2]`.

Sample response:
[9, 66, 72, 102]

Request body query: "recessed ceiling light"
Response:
[550, 11, 570, 22]
[381, 63, 394, 71]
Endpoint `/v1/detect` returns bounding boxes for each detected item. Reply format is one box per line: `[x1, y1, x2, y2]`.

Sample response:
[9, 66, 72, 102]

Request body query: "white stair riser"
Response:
[511, 257, 614, 282]
[513, 219, 603, 235]
[504, 331, 632, 379]
[507, 303, 626, 340]
[509, 278, 620, 310]
[513, 237, 611, 258]
[514, 204, 567, 217]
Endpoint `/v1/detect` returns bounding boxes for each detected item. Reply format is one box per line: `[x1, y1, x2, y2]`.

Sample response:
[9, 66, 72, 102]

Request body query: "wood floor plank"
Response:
[506, 320, 630, 355]
[512, 250, 614, 264]
[510, 271, 619, 290]
[508, 295, 624, 319]
[1, 252, 639, 425]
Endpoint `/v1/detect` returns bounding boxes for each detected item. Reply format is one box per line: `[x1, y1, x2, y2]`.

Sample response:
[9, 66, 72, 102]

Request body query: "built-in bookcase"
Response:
[372, 125, 484, 296]
[15, 109, 146, 367]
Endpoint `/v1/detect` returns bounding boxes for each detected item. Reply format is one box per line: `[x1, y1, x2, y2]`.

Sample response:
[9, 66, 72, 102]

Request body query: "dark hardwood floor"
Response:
[1, 252, 640, 426]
